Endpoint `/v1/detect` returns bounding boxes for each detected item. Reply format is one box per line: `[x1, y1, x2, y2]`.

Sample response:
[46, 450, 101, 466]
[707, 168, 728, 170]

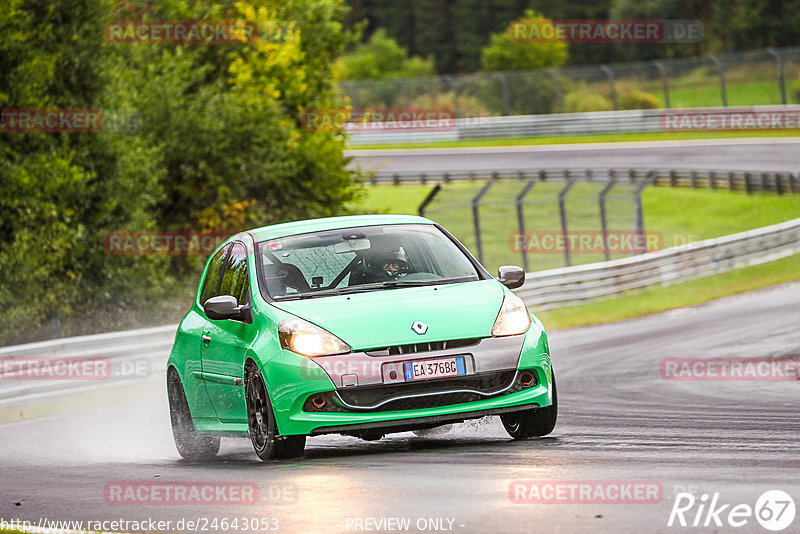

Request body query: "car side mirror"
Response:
[497, 265, 525, 289]
[204, 295, 251, 322]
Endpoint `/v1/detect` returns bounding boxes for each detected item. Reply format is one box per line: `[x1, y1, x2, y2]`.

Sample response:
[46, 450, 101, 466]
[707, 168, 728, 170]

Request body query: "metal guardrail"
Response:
[369, 167, 800, 195]
[348, 105, 800, 145]
[0, 324, 176, 403]
[516, 216, 800, 310]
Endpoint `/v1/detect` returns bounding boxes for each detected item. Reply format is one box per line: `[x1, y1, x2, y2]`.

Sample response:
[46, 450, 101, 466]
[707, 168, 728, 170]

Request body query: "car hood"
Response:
[270, 279, 505, 350]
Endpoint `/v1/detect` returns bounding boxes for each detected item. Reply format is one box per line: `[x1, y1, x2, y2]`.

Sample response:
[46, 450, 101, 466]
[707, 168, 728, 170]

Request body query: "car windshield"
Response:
[257, 224, 481, 300]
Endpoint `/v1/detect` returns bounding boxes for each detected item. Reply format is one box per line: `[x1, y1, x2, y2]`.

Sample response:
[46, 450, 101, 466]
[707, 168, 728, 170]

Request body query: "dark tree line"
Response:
[345, 0, 800, 72]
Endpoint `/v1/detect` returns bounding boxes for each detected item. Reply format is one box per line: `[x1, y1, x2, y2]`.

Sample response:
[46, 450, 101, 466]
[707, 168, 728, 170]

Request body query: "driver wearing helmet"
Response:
[368, 248, 409, 280]
[350, 247, 410, 285]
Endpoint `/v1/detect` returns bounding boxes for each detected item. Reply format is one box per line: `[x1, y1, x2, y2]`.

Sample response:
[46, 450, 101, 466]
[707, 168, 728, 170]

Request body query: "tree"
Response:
[481, 9, 569, 71]
[479, 9, 569, 115]
[0, 0, 363, 344]
[334, 28, 435, 80]
[344, 0, 530, 73]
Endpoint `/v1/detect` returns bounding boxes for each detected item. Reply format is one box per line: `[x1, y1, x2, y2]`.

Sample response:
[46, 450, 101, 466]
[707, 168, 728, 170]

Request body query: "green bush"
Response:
[618, 88, 660, 110]
[564, 90, 613, 113]
[790, 79, 800, 104]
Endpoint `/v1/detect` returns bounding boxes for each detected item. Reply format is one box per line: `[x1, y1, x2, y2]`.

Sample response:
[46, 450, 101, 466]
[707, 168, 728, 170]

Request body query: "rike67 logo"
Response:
[668, 490, 795, 531]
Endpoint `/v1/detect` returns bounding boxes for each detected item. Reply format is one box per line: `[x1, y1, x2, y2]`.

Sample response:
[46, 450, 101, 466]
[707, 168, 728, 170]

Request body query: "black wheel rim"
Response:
[246, 369, 272, 451]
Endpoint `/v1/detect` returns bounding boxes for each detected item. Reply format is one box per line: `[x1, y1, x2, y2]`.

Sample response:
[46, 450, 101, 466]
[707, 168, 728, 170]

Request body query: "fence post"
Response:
[653, 60, 671, 109]
[418, 184, 442, 216]
[600, 65, 617, 110]
[515, 179, 538, 272]
[599, 172, 618, 262]
[634, 171, 658, 255]
[492, 73, 511, 116]
[558, 175, 580, 266]
[394, 78, 410, 108]
[708, 55, 728, 107]
[442, 75, 460, 118]
[744, 172, 752, 194]
[549, 68, 564, 113]
[767, 48, 787, 105]
[728, 171, 735, 192]
[472, 180, 495, 265]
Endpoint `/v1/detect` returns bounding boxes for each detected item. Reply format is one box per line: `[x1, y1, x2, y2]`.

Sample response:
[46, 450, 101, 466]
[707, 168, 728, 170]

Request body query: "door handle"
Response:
[202, 335, 211, 343]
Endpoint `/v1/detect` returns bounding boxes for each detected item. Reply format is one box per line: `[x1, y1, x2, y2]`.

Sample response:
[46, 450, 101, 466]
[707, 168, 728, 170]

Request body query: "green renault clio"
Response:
[167, 214, 556, 461]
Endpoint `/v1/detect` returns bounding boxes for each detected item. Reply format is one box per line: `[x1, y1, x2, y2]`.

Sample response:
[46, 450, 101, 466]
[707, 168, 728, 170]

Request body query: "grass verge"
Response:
[346, 130, 800, 150]
[536, 253, 800, 330]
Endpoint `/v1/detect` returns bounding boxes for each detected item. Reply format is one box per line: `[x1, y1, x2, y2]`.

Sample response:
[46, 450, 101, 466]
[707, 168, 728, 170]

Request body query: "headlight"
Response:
[278, 317, 350, 357]
[491, 293, 531, 337]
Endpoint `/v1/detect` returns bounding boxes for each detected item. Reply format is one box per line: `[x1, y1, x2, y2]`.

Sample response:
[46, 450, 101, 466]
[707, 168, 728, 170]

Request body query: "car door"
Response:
[200, 242, 253, 423]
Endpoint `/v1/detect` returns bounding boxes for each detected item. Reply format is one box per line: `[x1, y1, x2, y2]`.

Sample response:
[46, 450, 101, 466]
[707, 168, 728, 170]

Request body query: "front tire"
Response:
[501, 371, 558, 439]
[167, 368, 220, 460]
[245, 362, 305, 461]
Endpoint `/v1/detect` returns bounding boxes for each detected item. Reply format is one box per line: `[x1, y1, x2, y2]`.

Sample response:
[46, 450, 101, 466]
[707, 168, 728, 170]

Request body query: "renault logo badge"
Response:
[411, 321, 428, 335]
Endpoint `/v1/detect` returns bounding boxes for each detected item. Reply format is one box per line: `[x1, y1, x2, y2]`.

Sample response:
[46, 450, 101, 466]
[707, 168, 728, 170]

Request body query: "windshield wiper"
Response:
[381, 277, 477, 287]
[272, 289, 342, 301]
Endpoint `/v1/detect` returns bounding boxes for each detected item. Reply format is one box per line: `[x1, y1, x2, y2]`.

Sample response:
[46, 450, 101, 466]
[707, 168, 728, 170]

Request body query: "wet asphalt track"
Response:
[1, 281, 798, 534]
[347, 138, 800, 175]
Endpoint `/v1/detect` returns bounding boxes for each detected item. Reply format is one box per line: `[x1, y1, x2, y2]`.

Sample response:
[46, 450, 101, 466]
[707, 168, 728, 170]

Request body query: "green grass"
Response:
[536, 252, 800, 330]
[669, 80, 783, 108]
[347, 129, 800, 149]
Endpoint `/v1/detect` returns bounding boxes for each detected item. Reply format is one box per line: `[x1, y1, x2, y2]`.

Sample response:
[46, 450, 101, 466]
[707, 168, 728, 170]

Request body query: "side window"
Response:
[199, 245, 230, 305]
[219, 243, 250, 305]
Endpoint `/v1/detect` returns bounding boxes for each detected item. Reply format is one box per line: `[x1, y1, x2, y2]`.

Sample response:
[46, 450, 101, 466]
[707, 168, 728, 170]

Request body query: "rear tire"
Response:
[501, 371, 558, 439]
[245, 362, 305, 461]
[167, 368, 220, 460]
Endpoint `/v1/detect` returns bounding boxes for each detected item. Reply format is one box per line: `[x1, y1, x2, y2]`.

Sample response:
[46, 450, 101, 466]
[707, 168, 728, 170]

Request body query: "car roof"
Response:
[246, 214, 435, 243]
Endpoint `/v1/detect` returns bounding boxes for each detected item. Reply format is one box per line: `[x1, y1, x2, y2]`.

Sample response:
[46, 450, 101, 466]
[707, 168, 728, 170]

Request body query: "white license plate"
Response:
[403, 356, 466, 382]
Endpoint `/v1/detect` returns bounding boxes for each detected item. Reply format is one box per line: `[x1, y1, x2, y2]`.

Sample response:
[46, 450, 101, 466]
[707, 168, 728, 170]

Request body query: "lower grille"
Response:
[303, 369, 538, 413]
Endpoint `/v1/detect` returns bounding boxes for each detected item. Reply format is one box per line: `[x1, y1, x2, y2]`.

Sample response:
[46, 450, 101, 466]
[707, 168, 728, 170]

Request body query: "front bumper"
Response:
[263, 323, 552, 436]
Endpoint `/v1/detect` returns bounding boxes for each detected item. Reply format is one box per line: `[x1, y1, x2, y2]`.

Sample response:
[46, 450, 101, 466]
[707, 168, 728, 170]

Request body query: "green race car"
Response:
[167, 214, 556, 461]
